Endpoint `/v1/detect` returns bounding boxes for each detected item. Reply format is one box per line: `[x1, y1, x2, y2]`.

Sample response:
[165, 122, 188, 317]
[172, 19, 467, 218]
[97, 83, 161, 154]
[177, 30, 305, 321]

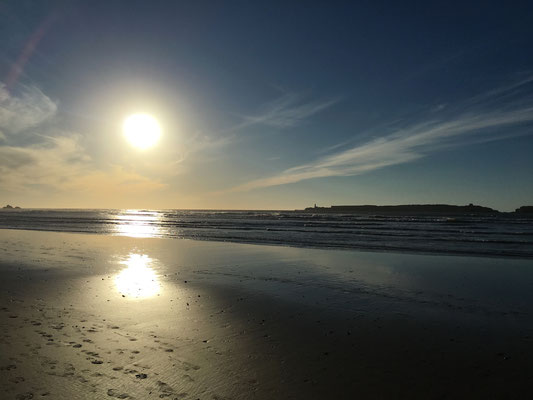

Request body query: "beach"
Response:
[1, 228, 533, 399]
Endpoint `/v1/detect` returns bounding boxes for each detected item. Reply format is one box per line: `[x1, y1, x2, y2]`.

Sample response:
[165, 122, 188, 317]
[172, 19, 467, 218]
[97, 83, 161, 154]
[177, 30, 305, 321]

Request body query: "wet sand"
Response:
[1, 229, 533, 399]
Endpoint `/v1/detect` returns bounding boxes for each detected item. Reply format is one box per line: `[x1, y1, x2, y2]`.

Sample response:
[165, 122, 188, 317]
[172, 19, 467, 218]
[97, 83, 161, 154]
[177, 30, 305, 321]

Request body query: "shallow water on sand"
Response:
[1, 229, 533, 399]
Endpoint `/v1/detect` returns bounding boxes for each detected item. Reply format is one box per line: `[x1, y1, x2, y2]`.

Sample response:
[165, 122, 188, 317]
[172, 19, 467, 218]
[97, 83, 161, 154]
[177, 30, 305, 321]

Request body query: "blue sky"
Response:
[1, 1, 532, 210]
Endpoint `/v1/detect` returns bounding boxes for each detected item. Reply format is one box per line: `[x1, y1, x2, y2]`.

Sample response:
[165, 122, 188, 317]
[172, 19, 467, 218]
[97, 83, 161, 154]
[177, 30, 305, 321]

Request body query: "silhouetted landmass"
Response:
[299, 203, 500, 215]
[515, 206, 533, 214]
[2, 204, 21, 209]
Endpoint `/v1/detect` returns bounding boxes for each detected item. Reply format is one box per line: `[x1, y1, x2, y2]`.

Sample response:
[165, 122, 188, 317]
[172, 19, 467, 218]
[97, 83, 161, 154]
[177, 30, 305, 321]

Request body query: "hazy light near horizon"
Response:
[123, 113, 162, 150]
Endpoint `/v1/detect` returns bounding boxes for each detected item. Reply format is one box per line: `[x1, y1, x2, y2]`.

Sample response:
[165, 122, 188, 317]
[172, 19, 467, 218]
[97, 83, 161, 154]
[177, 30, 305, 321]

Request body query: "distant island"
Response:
[2, 204, 21, 209]
[297, 203, 532, 215]
[515, 206, 533, 214]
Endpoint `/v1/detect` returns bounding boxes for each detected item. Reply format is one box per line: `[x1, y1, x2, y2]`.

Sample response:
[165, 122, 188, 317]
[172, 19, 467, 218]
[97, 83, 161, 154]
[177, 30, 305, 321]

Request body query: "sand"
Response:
[1, 228, 533, 399]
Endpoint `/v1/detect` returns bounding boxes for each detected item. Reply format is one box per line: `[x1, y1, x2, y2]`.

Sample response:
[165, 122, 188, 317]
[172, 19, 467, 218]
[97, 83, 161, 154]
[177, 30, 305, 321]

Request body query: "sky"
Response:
[1, 0, 532, 211]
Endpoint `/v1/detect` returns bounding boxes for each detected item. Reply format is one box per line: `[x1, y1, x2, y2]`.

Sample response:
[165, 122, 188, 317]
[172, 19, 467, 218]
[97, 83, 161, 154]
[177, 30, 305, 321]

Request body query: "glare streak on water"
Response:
[0, 209, 532, 258]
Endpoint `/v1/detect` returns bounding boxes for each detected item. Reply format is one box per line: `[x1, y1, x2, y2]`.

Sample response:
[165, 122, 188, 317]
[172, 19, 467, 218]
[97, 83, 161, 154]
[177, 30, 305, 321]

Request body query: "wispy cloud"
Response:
[216, 92, 338, 139]
[0, 135, 166, 199]
[0, 135, 92, 192]
[236, 93, 338, 129]
[176, 92, 338, 164]
[0, 83, 57, 140]
[230, 78, 533, 192]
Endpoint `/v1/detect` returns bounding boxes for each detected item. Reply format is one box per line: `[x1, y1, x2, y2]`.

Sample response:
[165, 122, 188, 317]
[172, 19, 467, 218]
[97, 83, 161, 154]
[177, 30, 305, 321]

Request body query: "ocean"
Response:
[0, 208, 532, 258]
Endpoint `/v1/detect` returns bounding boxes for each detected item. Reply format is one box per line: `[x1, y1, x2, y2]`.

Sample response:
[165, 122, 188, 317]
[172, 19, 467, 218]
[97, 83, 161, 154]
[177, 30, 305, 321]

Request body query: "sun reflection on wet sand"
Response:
[114, 210, 162, 238]
[115, 254, 160, 298]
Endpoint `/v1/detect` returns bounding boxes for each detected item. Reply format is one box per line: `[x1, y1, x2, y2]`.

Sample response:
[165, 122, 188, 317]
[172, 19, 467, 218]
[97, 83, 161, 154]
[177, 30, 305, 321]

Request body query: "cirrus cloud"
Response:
[0, 83, 57, 140]
[229, 77, 533, 192]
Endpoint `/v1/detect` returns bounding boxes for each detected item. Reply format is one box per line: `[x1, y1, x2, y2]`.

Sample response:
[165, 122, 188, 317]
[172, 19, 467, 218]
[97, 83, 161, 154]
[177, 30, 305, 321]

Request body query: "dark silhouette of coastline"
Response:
[297, 203, 528, 215]
[2, 204, 21, 209]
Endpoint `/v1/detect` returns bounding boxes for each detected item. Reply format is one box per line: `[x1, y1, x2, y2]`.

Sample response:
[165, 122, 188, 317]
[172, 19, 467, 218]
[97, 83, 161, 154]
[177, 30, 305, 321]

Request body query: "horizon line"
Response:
[2, 203, 531, 213]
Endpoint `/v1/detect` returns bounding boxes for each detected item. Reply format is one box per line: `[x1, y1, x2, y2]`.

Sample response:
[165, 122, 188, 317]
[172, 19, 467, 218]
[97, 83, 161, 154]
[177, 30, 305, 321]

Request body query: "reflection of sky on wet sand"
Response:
[115, 254, 160, 298]
[113, 210, 162, 238]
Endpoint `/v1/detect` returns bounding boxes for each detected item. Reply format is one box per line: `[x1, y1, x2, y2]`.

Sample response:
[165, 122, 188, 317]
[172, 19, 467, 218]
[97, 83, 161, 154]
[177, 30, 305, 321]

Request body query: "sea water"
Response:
[0, 208, 531, 258]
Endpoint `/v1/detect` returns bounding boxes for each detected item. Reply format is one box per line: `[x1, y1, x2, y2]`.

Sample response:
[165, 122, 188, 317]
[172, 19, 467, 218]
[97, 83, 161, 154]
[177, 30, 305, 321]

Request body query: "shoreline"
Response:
[1, 229, 533, 399]
[0, 226, 531, 261]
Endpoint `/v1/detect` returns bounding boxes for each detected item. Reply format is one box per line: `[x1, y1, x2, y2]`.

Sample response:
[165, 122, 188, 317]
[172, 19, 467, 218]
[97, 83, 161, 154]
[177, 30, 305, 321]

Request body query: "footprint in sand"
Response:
[123, 368, 138, 375]
[9, 376, 26, 383]
[106, 389, 130, 398]
[182, 361, 201, 371]
[156, 381, 175, 397]
[15, 393, 34, 400]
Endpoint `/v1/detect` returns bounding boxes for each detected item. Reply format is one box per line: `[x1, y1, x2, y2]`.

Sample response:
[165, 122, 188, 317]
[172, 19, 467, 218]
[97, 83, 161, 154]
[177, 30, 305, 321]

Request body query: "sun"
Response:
[123, 113, 162, 150]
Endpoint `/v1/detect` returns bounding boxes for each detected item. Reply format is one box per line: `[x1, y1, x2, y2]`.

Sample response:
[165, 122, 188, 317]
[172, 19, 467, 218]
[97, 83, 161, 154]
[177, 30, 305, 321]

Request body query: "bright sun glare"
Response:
[123, 113, 162, 150]
[115, 254, 160, 298]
